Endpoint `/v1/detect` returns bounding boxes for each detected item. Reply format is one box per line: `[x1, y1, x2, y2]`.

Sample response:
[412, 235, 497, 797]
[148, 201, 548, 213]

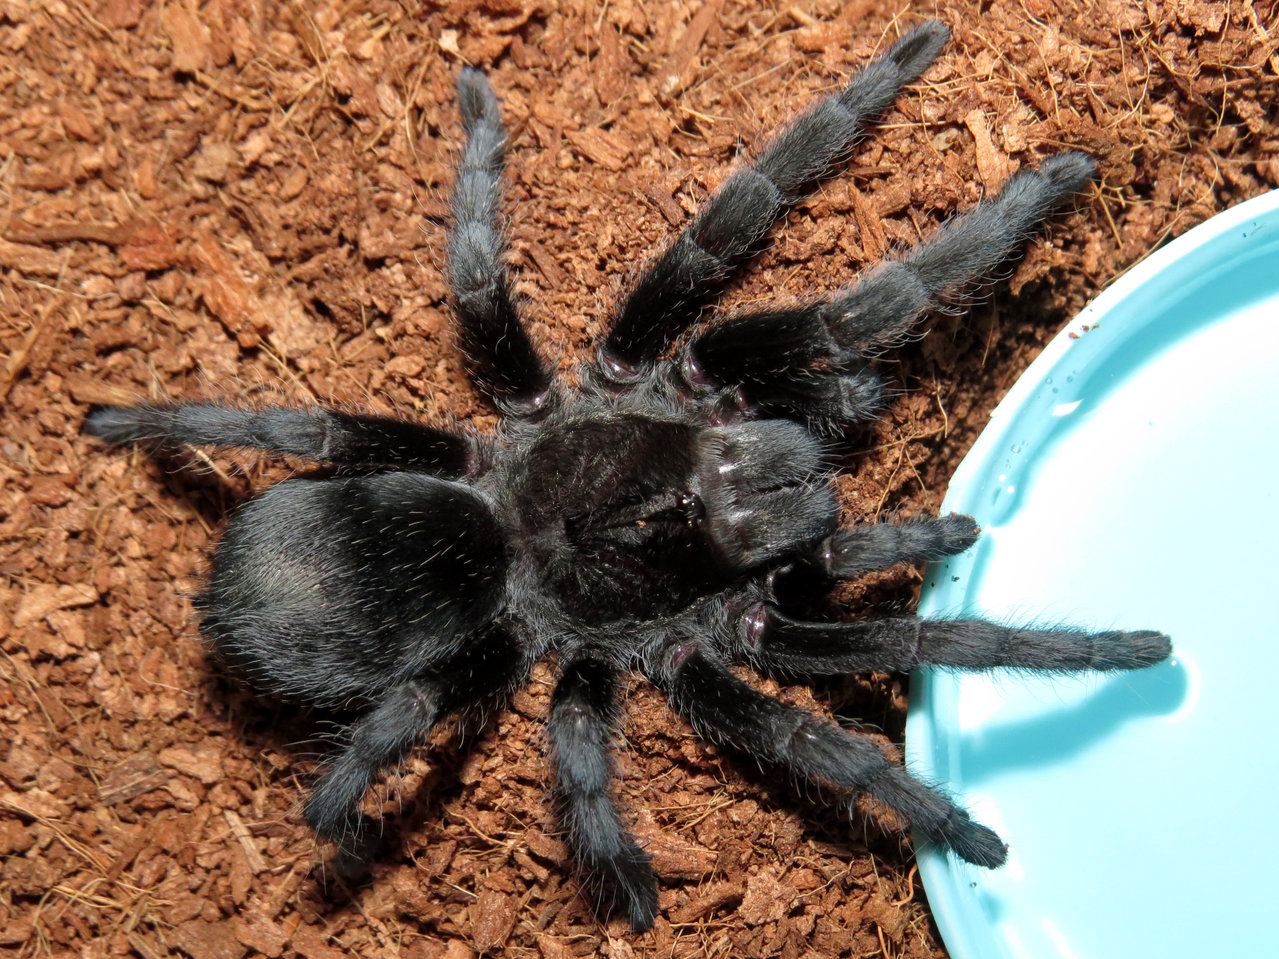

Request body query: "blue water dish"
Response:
[906, 190, 1279, 959]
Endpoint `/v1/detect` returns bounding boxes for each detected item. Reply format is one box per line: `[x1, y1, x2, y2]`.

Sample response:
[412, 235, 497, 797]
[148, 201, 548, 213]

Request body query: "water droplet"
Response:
[1010, 443, 1022, 454]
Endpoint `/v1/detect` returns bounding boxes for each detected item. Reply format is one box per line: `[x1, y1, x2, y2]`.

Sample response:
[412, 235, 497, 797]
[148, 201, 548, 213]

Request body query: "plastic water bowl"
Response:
[906, 189, 1279, 958]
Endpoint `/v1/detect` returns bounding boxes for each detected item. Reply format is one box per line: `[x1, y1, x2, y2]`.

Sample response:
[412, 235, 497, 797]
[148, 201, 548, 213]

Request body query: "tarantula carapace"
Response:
[87, 21, 1170, 931]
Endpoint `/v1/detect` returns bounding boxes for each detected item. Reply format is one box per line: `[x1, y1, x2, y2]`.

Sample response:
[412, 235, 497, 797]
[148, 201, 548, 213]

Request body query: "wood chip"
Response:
[470, 889, 518, 954]
[565, 127, 632, 172]
[162, 3, 210, 74]
[668, 882, 743, 924]
[13, 584, 99, 629]
[964, 107, 1013, 192]
[98, 754, 172, 805]
[223, 809, 269, 874]
[0, 238, 64, 275]
[661, 0, 725, 95]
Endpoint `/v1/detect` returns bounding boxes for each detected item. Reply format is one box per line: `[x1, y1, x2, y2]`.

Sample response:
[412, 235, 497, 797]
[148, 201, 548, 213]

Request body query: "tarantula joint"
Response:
[87, 21, 1170, 932]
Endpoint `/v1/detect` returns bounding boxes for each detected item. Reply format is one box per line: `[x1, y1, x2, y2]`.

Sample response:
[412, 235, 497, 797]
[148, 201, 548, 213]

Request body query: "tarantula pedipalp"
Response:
[86, 21, 1170, 932]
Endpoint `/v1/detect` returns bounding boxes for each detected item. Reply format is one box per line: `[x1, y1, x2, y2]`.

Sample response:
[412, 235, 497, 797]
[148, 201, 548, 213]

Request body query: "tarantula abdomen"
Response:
[198, 472, 508, 706]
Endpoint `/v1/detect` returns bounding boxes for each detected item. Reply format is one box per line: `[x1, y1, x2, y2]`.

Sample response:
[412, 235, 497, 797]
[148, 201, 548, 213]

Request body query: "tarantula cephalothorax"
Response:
[87, 21, 1170, 931]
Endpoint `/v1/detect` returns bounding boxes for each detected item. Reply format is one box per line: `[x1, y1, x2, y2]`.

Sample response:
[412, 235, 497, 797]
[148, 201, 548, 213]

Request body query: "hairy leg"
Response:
[304, 626, 531, 848]
[85, 401, 477, 476]
[448, 68, 553, 415]
[548, 656, 658, 931]
[303, 680, 444, 846]
[769, 514, 980, 609]
[813, 513, 980, 578]
[646, 640, 1007, 867]
[601, 20, 951, 375]
[733, 606, 1172, 676]
[685, 153, 1098, 427]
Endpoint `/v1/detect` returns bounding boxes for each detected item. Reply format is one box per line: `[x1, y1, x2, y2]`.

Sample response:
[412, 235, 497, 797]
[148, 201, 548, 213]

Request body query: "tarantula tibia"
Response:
[87, 21, 1170, 931]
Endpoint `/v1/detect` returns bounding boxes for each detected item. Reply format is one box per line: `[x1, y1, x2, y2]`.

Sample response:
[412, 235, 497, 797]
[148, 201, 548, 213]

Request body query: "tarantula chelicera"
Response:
[87, 21, 1170, 931]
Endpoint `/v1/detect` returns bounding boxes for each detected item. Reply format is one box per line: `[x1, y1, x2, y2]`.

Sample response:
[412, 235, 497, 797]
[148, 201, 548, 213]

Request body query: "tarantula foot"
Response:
[83, 404, 158, 445]
[1092, 629, 1173, 669]
[936, 512, 982, 553]
[328, 833, 388, 883]
[306, 809, 388, 883]
[601, 852, 660, 932]
[890, 19, 951, 74]
[302, 780, 372, 850]
[1038, 150, 1098, 192]
[869, 769, 1008, 868]
[936, 811, 1009, 869]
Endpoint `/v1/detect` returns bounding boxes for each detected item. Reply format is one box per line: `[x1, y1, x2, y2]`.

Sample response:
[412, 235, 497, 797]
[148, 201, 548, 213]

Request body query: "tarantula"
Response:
[87, 21, 1170, 931]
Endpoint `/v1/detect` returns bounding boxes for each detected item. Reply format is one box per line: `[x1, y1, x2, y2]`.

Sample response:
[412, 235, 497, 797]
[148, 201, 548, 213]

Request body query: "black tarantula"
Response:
[87, 21, 1170, 931]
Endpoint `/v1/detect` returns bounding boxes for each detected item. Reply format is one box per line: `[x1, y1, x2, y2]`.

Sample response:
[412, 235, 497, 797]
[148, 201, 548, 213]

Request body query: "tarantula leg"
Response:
[735, 607, 1173, 676]
[770, 514, 980, 609]
[817, 513, 980, 578]
[448, 68, 552, 416]
[84, 401, 478, 475]
[685, 153, 1098, 426]
[305, 626, 533, 848]
[647, 642, 1007, 867]
[600, 20, 951, 374]
[548, 656, 658, 931]
[304, 680, 444, 846]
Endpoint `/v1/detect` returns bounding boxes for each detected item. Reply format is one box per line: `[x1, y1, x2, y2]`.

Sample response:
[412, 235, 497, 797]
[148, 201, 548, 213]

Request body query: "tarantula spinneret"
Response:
[87, 21, 1171, 931]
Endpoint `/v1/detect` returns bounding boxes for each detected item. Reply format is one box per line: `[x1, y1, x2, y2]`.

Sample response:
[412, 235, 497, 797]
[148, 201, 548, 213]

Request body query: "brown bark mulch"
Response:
[2, 1, 1275, 957]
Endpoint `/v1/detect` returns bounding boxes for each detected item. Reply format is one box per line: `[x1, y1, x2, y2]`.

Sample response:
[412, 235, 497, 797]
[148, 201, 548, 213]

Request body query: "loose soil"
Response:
[2, 1, 1275, 957]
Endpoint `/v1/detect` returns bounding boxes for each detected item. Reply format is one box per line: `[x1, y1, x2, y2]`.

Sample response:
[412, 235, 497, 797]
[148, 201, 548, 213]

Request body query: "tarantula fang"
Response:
[86, 20, 1171, 932]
